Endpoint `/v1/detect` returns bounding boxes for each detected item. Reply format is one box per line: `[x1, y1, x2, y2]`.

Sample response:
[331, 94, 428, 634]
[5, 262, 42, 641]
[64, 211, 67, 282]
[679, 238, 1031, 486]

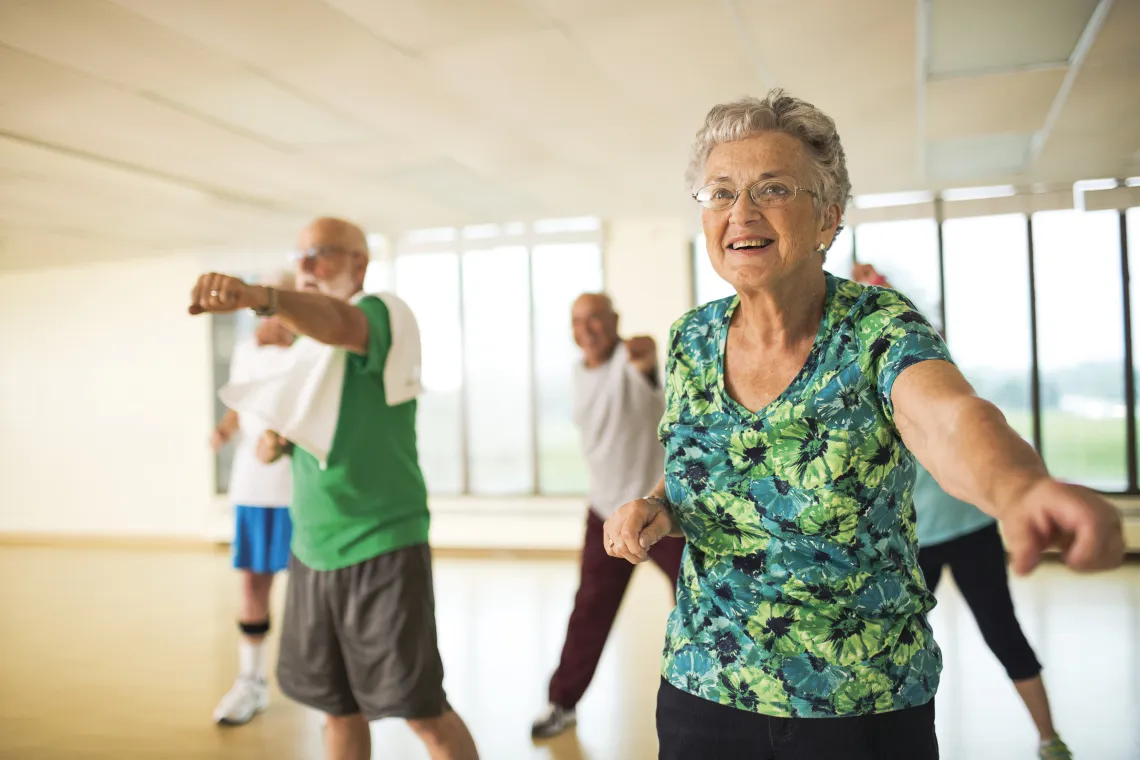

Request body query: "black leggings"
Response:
[657, 679, 938, 760]
[918, 522, 1041, 681]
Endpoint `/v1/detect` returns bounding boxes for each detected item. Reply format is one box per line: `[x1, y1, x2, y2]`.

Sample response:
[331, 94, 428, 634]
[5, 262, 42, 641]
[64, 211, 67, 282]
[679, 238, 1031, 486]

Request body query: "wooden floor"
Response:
[0, 546, 1137, 760]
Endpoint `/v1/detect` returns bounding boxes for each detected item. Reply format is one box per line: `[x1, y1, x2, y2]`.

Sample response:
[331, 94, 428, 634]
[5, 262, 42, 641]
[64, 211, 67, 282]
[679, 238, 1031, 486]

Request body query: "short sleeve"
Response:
[860, 289, 953, 423]
[348, 296, 392, 375]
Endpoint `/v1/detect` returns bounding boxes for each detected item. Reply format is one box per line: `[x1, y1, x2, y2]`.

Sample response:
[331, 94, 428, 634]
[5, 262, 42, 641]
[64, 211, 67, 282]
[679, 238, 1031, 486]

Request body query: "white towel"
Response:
[218, 291, 422, 467]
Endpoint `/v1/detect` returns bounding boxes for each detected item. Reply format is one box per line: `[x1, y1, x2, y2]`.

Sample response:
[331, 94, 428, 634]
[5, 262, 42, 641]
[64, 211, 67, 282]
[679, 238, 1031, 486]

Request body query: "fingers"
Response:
[190, 273, 245, 315]
[603, 503, 651, 564]
[189, 274, 208, 315]
[1061, 502, 1124, 572]
[639, 509, 674, 551]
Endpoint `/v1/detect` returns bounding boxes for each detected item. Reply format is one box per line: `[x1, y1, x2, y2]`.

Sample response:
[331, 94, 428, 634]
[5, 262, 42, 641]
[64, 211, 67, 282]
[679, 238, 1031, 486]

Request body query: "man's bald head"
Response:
[295, 216, 370, 300]
[572, 292, 620, 367]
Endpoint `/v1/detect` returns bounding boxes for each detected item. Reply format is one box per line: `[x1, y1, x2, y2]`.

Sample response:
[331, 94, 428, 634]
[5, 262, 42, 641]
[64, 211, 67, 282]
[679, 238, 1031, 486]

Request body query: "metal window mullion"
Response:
[1026, 215, 1044, 457]
[934, 199, 948, 337]
[1119, 209, 1137, 492]
[457, 251, 471, 495]
[528, 246, 541, 495]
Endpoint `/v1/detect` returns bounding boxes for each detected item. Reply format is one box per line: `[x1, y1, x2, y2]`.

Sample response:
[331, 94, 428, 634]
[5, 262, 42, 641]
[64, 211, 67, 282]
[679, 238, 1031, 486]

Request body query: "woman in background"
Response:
[853, 262, 1073, 760]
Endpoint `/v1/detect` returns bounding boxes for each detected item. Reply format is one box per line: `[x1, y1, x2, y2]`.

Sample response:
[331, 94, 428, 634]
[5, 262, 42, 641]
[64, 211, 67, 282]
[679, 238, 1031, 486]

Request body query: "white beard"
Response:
[320, 270, 358, 300]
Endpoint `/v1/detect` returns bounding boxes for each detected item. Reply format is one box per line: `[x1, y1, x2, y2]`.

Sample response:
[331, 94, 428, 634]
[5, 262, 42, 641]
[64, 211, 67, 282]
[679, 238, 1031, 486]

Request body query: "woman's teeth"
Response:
[729, 238, 774, 250]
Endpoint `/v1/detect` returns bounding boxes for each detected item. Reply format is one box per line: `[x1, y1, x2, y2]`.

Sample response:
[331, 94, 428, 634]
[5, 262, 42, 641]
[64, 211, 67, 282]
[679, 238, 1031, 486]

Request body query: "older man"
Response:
[531, 293, 684, 739]
[190, 218, 479, 760]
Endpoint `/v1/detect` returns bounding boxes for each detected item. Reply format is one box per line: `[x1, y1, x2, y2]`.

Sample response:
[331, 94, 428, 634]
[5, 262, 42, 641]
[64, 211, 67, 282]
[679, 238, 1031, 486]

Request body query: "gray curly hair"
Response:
[686, 89, 852, 241]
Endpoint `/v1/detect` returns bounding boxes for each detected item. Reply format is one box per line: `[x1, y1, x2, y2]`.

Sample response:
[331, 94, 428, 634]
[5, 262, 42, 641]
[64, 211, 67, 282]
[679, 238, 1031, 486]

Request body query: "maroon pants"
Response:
[548, 509, 685, 709]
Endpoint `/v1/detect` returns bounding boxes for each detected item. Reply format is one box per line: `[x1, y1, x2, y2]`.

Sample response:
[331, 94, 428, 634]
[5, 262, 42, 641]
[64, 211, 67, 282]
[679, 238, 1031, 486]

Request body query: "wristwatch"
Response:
[252, 286, 278, 317]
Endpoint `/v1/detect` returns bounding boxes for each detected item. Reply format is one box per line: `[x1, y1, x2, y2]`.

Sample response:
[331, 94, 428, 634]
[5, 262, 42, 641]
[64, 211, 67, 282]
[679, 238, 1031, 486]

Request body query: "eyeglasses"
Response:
[693, 178, 817, 211]
[291, 245, 353, 263]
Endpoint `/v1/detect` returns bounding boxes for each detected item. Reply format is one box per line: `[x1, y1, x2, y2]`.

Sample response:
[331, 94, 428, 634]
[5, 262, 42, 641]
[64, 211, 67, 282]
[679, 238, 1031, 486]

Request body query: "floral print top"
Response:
[659, 273, 951, 718]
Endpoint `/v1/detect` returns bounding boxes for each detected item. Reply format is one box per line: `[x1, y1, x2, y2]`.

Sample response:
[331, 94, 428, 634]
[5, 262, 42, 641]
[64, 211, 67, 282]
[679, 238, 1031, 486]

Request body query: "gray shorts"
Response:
[277, 544, 448, 721]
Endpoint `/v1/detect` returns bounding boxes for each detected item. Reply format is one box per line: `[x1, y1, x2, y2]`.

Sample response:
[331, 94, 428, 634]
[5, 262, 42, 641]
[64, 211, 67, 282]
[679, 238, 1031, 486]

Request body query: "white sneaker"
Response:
[531, 703, 576, 739]
[213, 676, 268, 726]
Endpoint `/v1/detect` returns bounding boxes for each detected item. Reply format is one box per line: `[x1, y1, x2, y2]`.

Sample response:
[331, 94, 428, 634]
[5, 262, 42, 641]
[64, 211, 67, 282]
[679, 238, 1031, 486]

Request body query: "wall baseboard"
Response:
[0, 532, 226, 552]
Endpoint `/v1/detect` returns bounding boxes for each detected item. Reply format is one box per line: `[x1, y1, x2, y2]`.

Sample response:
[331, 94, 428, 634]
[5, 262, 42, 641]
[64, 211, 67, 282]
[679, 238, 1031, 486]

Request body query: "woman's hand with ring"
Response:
[603, 497, 677, 564]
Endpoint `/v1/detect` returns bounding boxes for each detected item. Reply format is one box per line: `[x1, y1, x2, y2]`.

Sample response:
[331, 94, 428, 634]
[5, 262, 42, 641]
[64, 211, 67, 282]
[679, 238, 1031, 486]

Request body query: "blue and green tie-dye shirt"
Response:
[659, 273, 952, 718]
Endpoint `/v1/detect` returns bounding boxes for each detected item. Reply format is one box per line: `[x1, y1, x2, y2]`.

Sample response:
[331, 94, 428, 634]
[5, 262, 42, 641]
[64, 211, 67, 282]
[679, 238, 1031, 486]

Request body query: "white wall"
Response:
[0, 254, 216, 536]
[604, 216, 694, 355]
[0, 217, 696, 547]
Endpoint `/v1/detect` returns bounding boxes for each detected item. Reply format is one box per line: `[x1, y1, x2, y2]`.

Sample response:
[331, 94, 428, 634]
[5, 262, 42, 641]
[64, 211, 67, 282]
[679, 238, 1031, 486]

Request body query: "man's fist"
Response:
[625, 335, 657, 376]
[256, 431, 292, 464]
[189, 273, 262, 315]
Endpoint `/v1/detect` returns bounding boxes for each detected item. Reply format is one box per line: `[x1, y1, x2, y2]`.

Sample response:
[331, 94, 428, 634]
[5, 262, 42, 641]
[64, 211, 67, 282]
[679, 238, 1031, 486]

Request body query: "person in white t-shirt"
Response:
[532, 293, 684, 740]
[210, 309, 296, 726]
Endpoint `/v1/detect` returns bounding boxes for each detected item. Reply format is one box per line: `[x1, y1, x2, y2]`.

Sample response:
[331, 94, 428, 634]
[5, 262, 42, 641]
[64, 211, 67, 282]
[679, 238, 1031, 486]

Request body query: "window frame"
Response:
[389, 222, 605, 497]
[687, 185, 1140, 494]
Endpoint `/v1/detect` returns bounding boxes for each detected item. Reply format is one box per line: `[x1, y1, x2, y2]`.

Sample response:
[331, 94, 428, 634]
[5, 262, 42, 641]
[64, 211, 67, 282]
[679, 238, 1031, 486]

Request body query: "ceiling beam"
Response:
[1026, 0, 1114, 167]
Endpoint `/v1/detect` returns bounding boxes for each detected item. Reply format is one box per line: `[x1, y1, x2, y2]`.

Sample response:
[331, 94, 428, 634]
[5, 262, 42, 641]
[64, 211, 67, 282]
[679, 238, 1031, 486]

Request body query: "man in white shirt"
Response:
[532, 293, 684, 739]
[210, 284, 297, 726]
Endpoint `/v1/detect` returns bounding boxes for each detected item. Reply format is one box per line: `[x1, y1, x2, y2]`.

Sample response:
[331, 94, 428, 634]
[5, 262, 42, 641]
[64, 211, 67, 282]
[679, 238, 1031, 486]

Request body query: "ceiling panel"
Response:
[424, 28, 644, 179]
[528, 0, 691, 25]
[929, 0, 1100, 76]
[926, 68, 1065, 140]
[1083, 0, 1140, 64]
[323, 0, 548, 53]
[0, 0, 236, 92]
[156, 71, 376, 147]
[0, 0, 1135, 270]
[927, 133, 1033, 182]
[566, 3, 763, 120]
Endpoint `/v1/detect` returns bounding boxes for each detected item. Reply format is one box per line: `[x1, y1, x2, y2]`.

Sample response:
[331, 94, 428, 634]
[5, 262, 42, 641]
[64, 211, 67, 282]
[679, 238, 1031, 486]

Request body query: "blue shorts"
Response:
[233, 506, 293, 574]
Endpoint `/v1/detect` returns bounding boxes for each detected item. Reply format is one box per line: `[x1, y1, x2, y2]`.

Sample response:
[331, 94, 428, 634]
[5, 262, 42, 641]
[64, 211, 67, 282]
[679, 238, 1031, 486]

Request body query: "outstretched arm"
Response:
[189, 273, 369, 354]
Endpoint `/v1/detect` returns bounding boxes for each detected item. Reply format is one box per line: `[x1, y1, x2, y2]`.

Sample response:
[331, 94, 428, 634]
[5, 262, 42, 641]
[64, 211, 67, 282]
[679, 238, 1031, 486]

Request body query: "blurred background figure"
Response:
[209, 271, 296, 726]
[852, 264, 1073, 760]
[532, 294, 683, 740]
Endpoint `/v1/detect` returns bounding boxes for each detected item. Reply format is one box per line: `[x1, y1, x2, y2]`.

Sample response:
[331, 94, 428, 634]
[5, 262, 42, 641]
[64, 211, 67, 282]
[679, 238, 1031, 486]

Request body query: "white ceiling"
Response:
[0, 0, 1137, 270]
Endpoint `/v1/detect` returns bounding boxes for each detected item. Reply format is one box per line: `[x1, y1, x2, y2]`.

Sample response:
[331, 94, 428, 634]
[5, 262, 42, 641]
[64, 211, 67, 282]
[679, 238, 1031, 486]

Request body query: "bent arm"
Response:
[891, 360, 1049, 519]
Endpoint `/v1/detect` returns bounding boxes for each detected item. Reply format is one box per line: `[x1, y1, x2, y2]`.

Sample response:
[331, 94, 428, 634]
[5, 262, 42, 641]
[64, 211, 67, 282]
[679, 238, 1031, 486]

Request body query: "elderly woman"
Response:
[603, 90, 1124, 759]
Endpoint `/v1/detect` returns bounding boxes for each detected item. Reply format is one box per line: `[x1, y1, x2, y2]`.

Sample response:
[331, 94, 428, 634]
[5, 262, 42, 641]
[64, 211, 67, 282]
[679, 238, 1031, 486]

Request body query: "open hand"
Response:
[1000, 479, 1125, 574]
[189, 273, 261, 315]
[603, 497, 676, 564]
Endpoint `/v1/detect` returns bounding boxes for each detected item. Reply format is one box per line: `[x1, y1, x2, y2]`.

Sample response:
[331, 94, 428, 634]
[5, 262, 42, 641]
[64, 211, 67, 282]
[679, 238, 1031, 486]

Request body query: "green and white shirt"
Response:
[290, 296, 430, 571]
[660, 273, 951, 717]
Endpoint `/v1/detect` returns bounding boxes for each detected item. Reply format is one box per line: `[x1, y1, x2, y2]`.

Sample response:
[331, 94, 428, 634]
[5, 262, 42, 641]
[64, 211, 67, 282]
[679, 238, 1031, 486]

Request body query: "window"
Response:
[692, 226, 854, 306]
[1128, 207, 1140, 479]
[532, 243, 604, 493]
[854, 219, 942, 328]
[1033, 210, 1126, 490]
[391, 219, 603, 495]
[462, 246, 534, 494]
[395, 254, 464, 494]
[942, 215, 1033, 441]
